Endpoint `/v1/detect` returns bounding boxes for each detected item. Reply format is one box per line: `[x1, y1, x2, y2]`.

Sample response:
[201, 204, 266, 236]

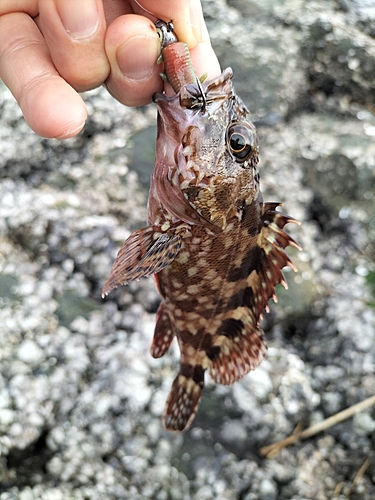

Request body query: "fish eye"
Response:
[226, 123, 257, 163]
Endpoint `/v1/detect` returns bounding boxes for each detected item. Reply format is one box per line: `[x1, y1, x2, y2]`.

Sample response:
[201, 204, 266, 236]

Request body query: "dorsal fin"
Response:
[102, 227, 182, 297]
[239, 201, 300, 324]
[257, 202, 301, 306]
[207, 202, 300, 385]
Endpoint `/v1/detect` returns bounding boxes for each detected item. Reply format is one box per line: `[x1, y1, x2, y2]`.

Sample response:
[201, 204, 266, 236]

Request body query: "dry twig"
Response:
[260, 394, 375, 458]
[348, 458, 371, 496]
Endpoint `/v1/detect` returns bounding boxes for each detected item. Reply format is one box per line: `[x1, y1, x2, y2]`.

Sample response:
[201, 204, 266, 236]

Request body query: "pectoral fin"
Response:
[102, 227, 182, 297]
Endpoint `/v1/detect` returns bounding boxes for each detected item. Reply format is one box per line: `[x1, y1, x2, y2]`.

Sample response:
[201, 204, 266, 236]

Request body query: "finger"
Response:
[186, 0, 221, 80]
[38, 0, 110, 92]
[105, 14, 163, 106]
[190, 42, 221, 83]
[0, 12, 87, 138]
[0, 1, 38, 17]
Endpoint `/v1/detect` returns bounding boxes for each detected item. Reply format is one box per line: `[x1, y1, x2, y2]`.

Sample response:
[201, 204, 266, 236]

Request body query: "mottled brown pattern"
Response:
[103, 66, 300, 432]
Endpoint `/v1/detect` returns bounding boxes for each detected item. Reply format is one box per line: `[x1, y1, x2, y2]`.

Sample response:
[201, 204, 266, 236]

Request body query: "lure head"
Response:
[151, 68, 260, 229]
[155, 19, 178, 49]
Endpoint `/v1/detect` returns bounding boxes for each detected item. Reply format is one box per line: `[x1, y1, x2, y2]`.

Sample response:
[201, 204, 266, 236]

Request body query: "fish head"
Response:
[152, 68, 260, 230]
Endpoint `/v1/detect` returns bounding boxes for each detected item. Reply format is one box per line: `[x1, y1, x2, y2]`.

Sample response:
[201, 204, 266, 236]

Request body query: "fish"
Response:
[102, 21, 300, 431]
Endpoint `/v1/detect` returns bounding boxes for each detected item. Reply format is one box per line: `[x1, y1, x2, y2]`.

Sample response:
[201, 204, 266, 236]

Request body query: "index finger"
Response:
[0, 12, 87, 138]
[0, 1, 38, 17]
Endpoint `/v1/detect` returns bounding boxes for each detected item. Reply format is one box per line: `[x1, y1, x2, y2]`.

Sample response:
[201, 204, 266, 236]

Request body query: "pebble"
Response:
[17, 340, 45, 364]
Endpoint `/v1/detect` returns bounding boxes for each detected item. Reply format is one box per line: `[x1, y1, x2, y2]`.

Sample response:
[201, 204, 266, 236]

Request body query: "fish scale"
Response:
[102, 20, 300, 431]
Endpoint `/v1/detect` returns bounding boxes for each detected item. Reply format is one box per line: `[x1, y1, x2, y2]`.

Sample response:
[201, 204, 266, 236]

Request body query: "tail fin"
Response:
[163, 364, 205, 431]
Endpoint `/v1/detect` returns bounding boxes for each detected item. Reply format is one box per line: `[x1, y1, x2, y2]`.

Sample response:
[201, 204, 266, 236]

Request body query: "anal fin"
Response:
[102, 227, 182, 297]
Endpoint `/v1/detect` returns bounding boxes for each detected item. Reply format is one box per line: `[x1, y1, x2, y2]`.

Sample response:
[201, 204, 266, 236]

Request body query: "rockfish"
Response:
[103, 21, 300, 431]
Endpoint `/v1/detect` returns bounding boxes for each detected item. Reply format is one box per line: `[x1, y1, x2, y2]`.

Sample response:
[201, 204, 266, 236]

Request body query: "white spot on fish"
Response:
[177, 251, 189, 264]
[188, 267, 198, 277]
[187, 284, 199, 294]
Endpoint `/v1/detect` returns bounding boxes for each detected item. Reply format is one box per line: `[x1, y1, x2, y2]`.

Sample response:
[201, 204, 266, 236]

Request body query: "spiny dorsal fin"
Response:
[102, 227, 182, 297]
[207, 203, 300, 385]
[256, 202, 301, 308]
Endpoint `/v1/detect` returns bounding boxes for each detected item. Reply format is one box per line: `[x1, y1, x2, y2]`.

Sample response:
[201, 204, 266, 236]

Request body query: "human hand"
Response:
[0, 0, 220, 139]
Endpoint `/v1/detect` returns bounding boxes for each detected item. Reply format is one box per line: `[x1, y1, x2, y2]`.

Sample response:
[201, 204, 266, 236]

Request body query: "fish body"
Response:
[103, 28, 300, 431]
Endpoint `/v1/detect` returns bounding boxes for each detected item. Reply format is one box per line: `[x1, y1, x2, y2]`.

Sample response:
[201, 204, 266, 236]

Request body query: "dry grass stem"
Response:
[348, 458, 371, 495]
[260, 394, 375, 458]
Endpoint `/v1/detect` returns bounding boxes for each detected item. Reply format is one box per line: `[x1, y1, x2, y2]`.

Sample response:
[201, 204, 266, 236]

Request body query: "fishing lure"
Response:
[103, 20, 300, 431]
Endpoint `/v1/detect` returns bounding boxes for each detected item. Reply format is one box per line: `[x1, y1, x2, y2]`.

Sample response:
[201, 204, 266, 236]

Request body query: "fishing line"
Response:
[131, 0, 201, 40]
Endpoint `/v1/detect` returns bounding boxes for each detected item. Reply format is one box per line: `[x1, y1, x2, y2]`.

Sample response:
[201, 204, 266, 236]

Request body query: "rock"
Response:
[17, 340, 45, 365]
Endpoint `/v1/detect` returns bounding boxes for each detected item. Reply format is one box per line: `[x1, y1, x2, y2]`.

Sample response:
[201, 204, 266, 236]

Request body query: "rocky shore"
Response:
[0, 1, 374, 498]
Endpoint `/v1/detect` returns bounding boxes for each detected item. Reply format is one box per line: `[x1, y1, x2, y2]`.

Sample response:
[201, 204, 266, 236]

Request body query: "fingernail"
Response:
[190, 0, 203, 42]
[56, 0, 99, 39]
[116, 36, 159, 81]
[55, 121, 86, 139]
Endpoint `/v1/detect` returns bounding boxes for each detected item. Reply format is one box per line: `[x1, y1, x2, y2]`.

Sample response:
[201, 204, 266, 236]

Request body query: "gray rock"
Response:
[1, 0, 375, 498]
